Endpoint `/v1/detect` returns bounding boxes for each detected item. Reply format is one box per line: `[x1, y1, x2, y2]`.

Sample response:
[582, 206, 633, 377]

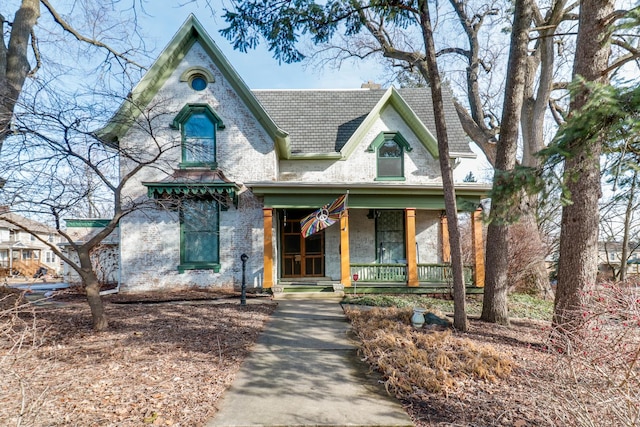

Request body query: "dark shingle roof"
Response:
[252, 87, 471, 156]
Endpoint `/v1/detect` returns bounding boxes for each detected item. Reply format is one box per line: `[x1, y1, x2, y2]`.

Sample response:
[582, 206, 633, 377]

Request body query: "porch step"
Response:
[272, 284, 345, 300]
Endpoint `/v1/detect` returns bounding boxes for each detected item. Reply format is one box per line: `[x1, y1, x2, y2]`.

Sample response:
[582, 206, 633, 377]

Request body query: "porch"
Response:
[0, 243, 47, 278]
[251, 182, 489, 293]
[274, 263, 480, 296]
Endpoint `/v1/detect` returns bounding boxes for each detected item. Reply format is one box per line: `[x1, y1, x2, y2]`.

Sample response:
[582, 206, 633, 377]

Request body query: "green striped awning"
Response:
[143, 182, 240, 208]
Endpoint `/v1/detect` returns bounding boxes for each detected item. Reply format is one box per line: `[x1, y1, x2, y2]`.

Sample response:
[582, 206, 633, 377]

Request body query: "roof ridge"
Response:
[251, 88, 385, 92]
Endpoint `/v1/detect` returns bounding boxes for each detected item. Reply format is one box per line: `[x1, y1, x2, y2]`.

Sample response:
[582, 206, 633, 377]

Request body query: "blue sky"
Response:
[141, 4, 386, 89]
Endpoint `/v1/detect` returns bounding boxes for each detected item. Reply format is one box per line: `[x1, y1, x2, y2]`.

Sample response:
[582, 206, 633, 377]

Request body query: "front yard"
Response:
[1, 286, 638, 426]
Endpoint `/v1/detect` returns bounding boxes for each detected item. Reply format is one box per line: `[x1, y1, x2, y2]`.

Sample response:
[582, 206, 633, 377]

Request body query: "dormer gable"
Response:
[341, 87, 438, 160]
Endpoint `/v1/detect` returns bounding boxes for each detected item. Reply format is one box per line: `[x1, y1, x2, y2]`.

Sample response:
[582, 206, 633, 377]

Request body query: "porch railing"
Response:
[350, 263, 475, 284]
[350, 264, 407, 282]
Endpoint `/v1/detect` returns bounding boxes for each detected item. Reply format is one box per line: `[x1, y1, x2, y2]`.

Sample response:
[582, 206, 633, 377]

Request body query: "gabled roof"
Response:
[252, 87, 474, 159]
[96, 15, 289, 154]
[97, 15, 474, 161]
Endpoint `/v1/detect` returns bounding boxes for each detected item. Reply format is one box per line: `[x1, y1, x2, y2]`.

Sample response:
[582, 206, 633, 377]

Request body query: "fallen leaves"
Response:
[1, 291, 275, 426]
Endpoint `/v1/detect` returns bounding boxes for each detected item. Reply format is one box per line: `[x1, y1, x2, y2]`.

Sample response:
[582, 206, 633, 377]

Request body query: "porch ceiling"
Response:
[248, 182, 490, 211]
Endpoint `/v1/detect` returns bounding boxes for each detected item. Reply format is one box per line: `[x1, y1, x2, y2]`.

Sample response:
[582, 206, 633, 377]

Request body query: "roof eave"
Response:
[247, 181, 491, 197]
[339, 87, 440, 160]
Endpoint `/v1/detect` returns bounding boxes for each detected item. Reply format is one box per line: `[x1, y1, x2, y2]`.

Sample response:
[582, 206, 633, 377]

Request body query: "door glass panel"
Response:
[306, 234, 322, 254]
[305, 257, 323, 276]
[284, 235, 301, 254]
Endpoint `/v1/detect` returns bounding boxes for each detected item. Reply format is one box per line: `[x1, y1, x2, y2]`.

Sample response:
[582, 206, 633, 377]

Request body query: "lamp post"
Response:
[240, 253, 248, 306]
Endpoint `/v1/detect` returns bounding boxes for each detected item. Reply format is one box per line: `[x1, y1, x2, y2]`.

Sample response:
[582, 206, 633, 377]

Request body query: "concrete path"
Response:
[206, 298, 414, 427]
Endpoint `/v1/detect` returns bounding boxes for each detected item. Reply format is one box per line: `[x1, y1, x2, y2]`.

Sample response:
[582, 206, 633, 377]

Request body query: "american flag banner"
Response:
[300, 194, 348, 238]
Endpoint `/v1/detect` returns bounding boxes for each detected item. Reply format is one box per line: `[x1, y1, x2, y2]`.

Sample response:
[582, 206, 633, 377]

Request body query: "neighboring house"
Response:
[59, 219, 119, 288]
[0, 209, 62, 278]
[598, 241, 640, 278]
[97, 15, 490, 293]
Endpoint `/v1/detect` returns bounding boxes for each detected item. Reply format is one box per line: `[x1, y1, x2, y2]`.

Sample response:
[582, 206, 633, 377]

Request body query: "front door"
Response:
[281, 211, 325, 278]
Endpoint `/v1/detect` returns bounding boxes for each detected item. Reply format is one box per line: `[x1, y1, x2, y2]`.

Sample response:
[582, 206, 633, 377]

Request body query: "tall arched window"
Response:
[172, 104, 225, 169]
[183, 112, 215, 164]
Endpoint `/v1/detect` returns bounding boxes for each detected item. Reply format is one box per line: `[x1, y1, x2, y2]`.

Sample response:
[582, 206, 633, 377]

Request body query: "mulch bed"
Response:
[1, 288, 276, 427]
[2, 287, 631, 426]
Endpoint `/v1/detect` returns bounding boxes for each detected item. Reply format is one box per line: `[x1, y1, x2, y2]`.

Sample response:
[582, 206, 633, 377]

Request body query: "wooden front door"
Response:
[281, 211, 325, 278]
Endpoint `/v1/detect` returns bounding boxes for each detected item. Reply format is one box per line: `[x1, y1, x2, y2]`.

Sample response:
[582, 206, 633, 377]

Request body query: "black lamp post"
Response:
[240, 253, 249, 305]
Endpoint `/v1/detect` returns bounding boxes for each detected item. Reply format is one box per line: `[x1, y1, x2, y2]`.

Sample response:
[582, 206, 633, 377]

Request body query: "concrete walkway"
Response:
[206, 297, 414, 427]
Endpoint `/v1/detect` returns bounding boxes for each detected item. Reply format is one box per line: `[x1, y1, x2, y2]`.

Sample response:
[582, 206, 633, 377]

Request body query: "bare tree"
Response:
[0, 1, 145, 156]
[481, 0, 533, 325]
[0, 86, 180, 330]
[600, 149, 640, 282]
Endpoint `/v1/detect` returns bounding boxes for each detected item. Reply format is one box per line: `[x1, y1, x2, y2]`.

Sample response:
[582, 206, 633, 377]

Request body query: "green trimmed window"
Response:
[179, 199, 220, 272]
[367, 131, 412, 181]
[172, 104, 225, 169]
[375, 210, 406, 263]
[378, 140, 403, 178]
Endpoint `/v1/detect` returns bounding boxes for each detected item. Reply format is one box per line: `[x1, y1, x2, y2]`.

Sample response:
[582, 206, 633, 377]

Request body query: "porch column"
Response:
[405, 208, 419, 287]
[441, 214, 451, 263]
[472, 208, 485, 287]
[262, 208, 274, 289]
[340, 210, 351, 287]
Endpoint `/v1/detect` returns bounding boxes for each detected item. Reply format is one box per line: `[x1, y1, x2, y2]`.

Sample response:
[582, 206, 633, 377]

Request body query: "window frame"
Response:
[171, 104, 225, 169]
[374, 209, 406, 264]
[367, 131, 412, 181]
[178, 198, 221, 273]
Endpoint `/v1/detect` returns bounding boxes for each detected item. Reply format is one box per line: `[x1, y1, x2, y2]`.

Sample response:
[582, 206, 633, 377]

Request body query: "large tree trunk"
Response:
[517, 3, 566, 297]
[553, 0, 613, 329]
[481, 0, 533, 325]
[418, 0, 467, 331]
[514, 205, 552, 296]
[78, 249, 109, 331]
[0, 0, 40, 153]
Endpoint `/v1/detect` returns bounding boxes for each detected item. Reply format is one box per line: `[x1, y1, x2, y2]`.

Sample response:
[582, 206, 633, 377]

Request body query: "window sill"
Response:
[179, 162, 218, 170]
[374, 177, 406, 181]
[178, 263, 221, 273]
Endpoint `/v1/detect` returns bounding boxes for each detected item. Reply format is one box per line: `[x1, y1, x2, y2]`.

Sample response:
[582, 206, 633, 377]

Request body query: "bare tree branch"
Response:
[27, 28, 41, 77]
[40, 0, 146, 70]
[453, 99, 497, 165]
[604, 38, 640, 76]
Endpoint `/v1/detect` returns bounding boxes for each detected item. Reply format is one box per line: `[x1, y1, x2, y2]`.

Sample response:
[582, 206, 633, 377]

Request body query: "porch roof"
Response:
[0, 241, 44, 251]
[248, 182, 490, 211]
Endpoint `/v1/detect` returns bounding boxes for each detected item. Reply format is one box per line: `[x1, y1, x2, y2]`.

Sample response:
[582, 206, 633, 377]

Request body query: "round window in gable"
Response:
[190, 75, 208, 91]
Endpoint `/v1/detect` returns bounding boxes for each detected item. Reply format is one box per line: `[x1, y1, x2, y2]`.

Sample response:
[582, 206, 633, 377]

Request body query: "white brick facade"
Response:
[107, 16, 486, 292]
